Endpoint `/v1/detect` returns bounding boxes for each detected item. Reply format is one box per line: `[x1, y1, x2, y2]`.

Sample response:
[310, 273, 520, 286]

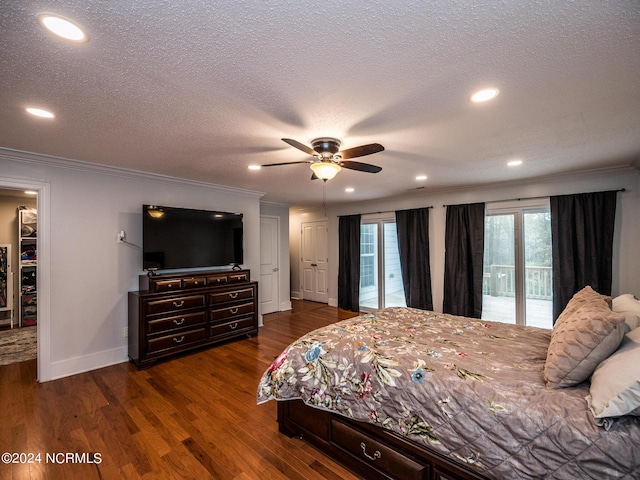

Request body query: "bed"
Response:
[257, 288, 640, 480]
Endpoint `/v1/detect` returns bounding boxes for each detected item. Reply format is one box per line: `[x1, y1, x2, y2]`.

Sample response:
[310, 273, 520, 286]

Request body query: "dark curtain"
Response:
[550, 190, 618, 322]
[395, 208, 433, 310]
[338, 214, 361, 312]
[443, 203, 486, 318]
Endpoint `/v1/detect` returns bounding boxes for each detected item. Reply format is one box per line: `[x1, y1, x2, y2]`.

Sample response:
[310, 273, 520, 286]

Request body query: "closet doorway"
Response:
[0, 180, 49, 381]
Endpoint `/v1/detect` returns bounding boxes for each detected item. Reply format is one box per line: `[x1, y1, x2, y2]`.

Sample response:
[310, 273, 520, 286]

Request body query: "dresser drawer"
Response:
[331, 419, 428, 479]
[210, 302, 254, 322]
[145, 294, 206, 315]
[147, 328, 206, 354]
[209, 287, 254, 304]
[183, 276, 207, 289]
[209, 316, 255, 338]
[153, 279, 183, 292]
[207, 273, 228, 285]
[147, 312, 206, 335]
[229, 271, 249, 282]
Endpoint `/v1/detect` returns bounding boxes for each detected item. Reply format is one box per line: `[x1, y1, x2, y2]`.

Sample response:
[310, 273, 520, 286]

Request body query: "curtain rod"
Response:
[338, 206, 433, 218]
[442, 188, 626, 208]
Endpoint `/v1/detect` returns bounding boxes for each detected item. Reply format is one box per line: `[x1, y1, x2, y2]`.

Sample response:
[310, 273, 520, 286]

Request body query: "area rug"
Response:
[0, 327, 37, 366]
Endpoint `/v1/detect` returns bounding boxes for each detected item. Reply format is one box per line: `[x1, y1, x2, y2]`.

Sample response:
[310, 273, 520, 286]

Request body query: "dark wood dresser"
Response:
[128, 269, 258, 368]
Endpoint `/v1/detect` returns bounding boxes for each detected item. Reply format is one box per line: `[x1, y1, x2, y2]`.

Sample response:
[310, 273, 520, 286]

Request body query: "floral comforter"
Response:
[257, 307, 640, 479]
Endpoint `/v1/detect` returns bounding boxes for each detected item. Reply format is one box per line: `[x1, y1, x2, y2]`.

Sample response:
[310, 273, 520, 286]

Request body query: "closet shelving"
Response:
[18, 207, 37, 327]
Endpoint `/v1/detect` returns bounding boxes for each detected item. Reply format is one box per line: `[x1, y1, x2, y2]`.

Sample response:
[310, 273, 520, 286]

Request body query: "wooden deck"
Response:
[363, 292, 553, 329]
[482, 295, 553, 329]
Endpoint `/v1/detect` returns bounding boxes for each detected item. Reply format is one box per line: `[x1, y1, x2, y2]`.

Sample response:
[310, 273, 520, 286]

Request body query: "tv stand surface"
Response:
[128, 269, 258, 368]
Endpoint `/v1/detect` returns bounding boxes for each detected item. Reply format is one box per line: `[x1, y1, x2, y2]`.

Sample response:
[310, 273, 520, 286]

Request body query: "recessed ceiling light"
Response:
[26, 107, 55, 119]
[345, 187, 355, 193]
[507, 159, 523, 167]
[24, 190, 38, 195]
[470, 88, 500, 103]
[248, 165, 261, 170]
[37, 14, 88, 42]
[416, 175, 427, 181]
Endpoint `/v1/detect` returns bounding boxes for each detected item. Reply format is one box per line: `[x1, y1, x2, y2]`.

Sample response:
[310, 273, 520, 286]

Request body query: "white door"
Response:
[300, 220, 329, 303]
[260, 216, 279, 315]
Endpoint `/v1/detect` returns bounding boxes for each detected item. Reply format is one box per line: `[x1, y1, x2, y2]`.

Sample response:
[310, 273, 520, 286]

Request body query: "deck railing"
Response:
[483, 265, 552, 300]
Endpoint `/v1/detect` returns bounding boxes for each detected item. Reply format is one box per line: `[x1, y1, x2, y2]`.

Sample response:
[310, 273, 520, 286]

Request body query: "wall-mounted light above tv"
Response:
[142, 204, 243, 271]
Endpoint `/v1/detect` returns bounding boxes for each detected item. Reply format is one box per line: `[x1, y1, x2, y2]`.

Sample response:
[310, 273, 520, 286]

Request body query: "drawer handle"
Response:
[172, 300, 185, 308]
[173, 336, 185, 344]
[167, 283, 173, 288]
[194, 281, 199, 285]
[173, 318, 185, 326]
[230, 307, 239, 314]
[229, 292, 238, 299]
[229, 322, 238, 330]
[360, 442, 381, 461]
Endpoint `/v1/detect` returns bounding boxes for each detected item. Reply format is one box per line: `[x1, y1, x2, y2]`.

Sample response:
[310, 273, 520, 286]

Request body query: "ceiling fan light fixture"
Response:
[310, 162, 341, 181]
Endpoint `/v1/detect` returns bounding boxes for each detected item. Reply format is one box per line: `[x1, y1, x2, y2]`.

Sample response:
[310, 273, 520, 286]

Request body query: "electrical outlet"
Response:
[123, 327, 129, 338]
[116, 230, 126, 243]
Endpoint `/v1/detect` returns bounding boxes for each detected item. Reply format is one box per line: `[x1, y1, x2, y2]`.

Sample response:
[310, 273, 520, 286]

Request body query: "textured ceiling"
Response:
[1, 1, 639, 206]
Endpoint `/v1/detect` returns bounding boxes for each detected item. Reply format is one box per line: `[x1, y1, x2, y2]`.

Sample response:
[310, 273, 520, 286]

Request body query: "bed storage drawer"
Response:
[331, 418, 428, 479]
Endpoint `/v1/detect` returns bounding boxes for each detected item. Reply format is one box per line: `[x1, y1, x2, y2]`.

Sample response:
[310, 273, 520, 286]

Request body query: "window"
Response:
[360, 217, 406, 310]
[482, 201, 553, 328]
[360, 224, 376, 288]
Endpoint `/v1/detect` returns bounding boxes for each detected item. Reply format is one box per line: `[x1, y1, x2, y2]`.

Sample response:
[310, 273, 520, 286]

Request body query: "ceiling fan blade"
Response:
[339, 143, 384, 159]
[261, 160, 311, 167]
[341, 160, 382, 173]
[282, 138, 316, 156]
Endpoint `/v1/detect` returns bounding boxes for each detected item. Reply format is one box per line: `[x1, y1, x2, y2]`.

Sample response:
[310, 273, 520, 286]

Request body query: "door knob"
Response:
[272, 267, 279, 272]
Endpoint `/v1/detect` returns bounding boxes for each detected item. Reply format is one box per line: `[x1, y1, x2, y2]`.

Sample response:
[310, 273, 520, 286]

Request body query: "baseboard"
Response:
[280, 300, 292, 311]
[291, 291, 301, 300]
[48, 346, 128, 381]
[328, 297, 338, 307]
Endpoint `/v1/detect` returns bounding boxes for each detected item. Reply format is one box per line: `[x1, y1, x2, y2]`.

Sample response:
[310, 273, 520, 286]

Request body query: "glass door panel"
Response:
[482, 214, 516, 324]
[359, 223, 378, 310]
[359, 220, 406, 310]
[383, 222, 406, 308]
[523, 210, 553, 329]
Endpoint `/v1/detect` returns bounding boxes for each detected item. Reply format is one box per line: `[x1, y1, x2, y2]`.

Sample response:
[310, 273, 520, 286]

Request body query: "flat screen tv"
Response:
[142, 205, 243, 271]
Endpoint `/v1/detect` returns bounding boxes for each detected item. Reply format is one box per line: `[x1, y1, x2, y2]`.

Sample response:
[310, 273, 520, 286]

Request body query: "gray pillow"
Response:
[544, 286, 625, 389]
[612, 294, 640, 332]
[586, 328, 640, 428]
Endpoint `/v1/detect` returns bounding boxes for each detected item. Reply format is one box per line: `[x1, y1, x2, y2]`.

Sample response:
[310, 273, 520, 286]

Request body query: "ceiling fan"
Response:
[261, 138, 384, 181]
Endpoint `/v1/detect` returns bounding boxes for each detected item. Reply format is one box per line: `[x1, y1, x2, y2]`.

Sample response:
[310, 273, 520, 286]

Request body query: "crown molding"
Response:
[0, 147, 265, 199]
[396, 164, 637, 201]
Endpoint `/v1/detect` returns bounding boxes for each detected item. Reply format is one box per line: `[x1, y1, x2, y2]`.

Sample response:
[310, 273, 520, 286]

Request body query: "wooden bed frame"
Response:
[278, 399, 488, 480]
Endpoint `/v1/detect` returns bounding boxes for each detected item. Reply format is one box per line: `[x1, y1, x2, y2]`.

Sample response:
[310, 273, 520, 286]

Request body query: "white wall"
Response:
[291, 167, 640, 311]
[1, 148, 263, 381]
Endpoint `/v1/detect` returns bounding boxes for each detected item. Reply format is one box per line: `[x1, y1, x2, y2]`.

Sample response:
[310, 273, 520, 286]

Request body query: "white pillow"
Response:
[586, 327, 640, 429]
[612, 294, 640, 332]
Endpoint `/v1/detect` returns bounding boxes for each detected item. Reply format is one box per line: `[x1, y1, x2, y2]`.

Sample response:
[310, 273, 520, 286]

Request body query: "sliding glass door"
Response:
[359, 218, 406, 310]
[482, 203, 552, 328]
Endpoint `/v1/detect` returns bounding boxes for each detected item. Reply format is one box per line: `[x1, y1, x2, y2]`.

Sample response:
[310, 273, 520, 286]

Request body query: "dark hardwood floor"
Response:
[0, 300, 359, 480]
